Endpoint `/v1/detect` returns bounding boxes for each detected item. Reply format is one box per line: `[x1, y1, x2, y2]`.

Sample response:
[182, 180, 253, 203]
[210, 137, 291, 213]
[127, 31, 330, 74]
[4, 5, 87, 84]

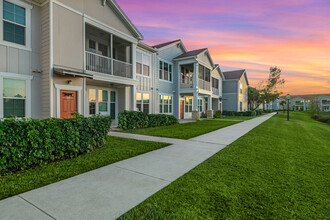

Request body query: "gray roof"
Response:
[153, 39, 181, 49]
[222, 69, 246, 80]
[174, 48, 207, 59]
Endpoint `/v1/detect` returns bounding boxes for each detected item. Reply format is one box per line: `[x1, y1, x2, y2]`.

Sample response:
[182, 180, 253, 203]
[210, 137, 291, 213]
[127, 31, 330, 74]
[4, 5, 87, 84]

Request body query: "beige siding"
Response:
[197, 52, 213, 69]
[53, 4, 84, 70]
[238, 74, 248, 111]
[0, 45, 6, 71]
[56, 0, 135, 37]
[41, 2, 51, 118]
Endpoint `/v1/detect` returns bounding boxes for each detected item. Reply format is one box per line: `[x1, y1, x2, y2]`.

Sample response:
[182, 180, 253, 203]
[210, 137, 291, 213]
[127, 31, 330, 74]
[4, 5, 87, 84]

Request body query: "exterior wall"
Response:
[238, 74, 248, 111]
[222, 93, 238, 111]
[52, 4, 84, 70]
[0, 1, 42, 118]
[155, 44, 185, 118]
[197, 52, 213, 69]
[56, 0, 134, 37]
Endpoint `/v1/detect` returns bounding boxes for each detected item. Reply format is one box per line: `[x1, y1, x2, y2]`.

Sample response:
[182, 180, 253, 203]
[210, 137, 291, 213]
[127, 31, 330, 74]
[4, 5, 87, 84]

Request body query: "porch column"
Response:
[192, 91, 199, 120]
[124, 86, 130, 111]
[131, 85, 136, 111]
[132, 43, 137, 80]
[207, 95, 213, 118]
[83, 77, 87, 116]
[193, 62, 199, 89]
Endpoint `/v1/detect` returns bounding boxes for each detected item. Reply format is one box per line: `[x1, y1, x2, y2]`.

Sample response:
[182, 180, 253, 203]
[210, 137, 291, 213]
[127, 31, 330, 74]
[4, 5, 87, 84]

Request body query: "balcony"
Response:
[85, 24, 133, 79]
[198, 79, 210, 90]
[86, 52, 132, 78]
[212, 87, 219, 95]
[181, 82, 193, 89]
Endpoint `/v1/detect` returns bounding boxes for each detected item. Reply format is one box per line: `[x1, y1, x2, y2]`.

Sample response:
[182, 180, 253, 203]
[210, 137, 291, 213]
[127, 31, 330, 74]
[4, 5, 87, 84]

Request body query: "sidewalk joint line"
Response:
[18, 195, 56, 220]
[113, 165, 172, 183]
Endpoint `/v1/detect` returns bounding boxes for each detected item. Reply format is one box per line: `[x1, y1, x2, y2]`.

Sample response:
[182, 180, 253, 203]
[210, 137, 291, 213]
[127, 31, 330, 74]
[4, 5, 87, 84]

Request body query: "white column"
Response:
[0, 77, 3, 118]
[193, 91, 198, 111]
[82, 77, 87, 116]
[131, 85, 136, 111]
[132, 43, 137, 79]
[193, 62, 198, 89]
[208, 95, 212, 110]
[110, 34, 113, 75]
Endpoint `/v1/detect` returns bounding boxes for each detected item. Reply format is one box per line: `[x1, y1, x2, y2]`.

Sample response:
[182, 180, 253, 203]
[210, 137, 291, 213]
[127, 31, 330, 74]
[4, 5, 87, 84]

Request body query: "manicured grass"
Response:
[121, 120, 240, 139]
[0, 136, 169, 200]
[120, 112, 330, 219]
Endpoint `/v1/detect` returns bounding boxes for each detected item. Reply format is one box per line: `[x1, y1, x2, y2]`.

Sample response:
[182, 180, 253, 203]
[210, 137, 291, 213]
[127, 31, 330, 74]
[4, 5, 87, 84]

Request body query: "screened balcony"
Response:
[85, 24, 132, 78]
[198, 65, 211, 91]
[180, 64, 194, 89]
[212, 77, 219, 95]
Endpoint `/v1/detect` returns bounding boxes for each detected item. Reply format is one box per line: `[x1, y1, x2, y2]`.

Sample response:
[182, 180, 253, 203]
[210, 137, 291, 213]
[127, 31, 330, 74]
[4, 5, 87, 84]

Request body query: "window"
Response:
[136, 92, 150, 114]
[87, 39, 109, 57]
[185, 97, 193, 113]
[89, 89, 116, 118]
[159, 95, 173, 114]
[240, 83, 243, 94]
[159, 60, 172, 82]
[240, 102, 243, 112]
[136, 51, 150, 76]
[212, 78, 219, 89]
[3, 0, 26, 45]
[198, 99, 203, 112]
[3, 78, 26, 118]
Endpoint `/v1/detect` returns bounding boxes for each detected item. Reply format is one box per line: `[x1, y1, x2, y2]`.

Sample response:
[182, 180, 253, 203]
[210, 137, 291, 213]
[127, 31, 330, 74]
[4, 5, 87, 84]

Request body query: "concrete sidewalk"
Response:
[0, 113, 276, 220]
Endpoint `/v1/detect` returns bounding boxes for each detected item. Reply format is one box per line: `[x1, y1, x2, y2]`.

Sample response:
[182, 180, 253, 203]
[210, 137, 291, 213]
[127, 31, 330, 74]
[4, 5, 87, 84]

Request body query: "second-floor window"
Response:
[212, 78, 219, 89]
[240, 83, 243, 94]
[136, 51, 150, 76]
[87, 39, 109, 57]
[159, 60, 172, 82]
[3, 0, 26, 45]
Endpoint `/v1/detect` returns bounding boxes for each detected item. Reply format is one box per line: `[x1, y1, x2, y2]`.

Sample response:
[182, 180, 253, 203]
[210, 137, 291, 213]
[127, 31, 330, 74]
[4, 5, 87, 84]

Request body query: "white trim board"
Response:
[54, 84, 83, 118]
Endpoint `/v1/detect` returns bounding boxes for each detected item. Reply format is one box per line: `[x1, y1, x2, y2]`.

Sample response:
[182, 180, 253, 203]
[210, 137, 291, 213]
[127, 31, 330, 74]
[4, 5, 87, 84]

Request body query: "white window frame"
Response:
[0, 72, 32, 118]
[0, 0, 32, 51]
[87, 87, 117, 118]
[159, 93, 173, 114]
[158, 58, 173, 83]
[136, 91, 150, 114]
[198, 98, 203, 112]
[136, 50, 151, 78]
[184, 97, 193, 113]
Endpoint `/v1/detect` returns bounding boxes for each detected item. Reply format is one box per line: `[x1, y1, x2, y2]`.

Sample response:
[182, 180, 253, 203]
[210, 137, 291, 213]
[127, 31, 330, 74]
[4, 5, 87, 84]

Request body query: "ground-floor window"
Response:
[198, 99, 203, 112]
[159, 95, 173, 114]
[3, 78, 26, 118]
[240, 101, 243, 111]
[185, 97, 193, 113]
[136, 92, 150, 114]
[88, 88, 116, 119]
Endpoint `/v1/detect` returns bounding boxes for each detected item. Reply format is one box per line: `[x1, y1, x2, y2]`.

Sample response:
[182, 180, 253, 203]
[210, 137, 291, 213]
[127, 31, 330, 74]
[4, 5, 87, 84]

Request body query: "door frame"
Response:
[55, 84, 82, 119]
[180, 99, 184, 119]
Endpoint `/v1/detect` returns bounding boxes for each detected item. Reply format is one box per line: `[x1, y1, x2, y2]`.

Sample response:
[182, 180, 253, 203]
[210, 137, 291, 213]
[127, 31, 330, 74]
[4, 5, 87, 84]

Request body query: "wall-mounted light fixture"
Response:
[67, 80, 73, 85]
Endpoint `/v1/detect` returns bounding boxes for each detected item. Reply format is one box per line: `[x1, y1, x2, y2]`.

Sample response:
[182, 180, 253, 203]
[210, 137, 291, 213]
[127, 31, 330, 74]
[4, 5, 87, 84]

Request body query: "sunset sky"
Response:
[117, 0, 330, 95]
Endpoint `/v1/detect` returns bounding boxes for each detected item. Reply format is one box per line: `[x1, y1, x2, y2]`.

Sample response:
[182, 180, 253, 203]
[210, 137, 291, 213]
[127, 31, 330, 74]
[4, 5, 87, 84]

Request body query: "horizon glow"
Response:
[117, 0, 330, 95]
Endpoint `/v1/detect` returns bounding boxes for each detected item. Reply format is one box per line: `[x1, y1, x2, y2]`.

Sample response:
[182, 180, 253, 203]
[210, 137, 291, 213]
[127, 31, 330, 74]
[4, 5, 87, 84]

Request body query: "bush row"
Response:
[118, 111, 178, 130]
[222, 111, 258, 116]
[0, 115, 111, 173]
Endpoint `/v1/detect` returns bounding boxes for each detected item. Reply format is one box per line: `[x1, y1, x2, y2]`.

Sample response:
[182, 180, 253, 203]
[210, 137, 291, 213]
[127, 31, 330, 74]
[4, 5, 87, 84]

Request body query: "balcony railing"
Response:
[113, 59, 132, 78]
[86, 51, 111, 74]
[180, 82, 193, 89]
[198, 79, 211, 91]
[85, 51, 132, 78]
[212, 87, 219, 95]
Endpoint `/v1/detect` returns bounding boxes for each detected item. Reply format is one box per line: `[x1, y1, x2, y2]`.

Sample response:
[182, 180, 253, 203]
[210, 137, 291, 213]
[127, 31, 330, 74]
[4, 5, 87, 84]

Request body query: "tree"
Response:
[248, 86, 261, 110]
[259, 67, 285, 109]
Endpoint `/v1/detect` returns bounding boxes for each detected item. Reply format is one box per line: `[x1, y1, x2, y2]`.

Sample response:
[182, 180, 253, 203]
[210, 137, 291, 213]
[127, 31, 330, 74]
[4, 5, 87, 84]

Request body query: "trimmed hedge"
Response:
[222, 111, 257, 117]
[0, 115, 111, 173]
[118, 111, 178, 130]
[214, 110, 222, 118]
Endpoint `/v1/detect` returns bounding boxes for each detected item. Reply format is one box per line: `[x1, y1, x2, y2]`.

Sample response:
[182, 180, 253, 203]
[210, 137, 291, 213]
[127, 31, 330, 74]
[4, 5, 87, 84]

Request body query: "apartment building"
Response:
[222, 69, 249, 112]
[0, 0, 224, 122]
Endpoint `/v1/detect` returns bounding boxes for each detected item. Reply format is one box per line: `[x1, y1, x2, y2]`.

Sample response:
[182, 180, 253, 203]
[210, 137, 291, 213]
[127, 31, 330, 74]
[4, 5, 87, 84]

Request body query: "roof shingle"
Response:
[222, 69, 245, 80]
[153, 39, 181, 49]
[174, 48, 207, 59]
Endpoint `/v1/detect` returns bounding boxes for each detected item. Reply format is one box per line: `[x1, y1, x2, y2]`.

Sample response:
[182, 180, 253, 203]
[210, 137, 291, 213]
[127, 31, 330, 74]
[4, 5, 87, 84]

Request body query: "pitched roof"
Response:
[174, 48, 207, 59]
[153, 39, 181, 49]
[222, 69, 246, 80]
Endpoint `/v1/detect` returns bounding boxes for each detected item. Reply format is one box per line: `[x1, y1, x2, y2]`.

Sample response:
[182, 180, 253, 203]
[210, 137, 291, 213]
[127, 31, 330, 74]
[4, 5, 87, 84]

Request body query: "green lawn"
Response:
[120, 112, 330, 219]
[121, 120, 240, 139]
[0, 136, 169, 200]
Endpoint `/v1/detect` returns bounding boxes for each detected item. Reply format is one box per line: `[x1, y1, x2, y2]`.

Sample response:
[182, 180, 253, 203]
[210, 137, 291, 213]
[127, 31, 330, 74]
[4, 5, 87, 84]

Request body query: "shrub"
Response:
[214, 110, 221, 118]
[200, 112, 207, 118]
[243, 111, 256, 116]
[118, 111, 149, 130]
[118, 111, 178, 130]
[0, 115, 111, 173]
[148, 114, 178, 127]
[256, 110, 263, 115]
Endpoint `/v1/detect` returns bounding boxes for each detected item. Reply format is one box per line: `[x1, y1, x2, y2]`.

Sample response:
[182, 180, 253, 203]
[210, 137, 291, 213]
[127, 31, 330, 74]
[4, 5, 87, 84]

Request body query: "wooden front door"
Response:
[180, 100, 184, 119]
[60, 90, 77, 119]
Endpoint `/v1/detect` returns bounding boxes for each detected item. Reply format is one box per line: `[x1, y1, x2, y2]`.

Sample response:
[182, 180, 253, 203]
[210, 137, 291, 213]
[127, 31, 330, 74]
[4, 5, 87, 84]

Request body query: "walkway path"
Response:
[0, 113, 276, 220]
